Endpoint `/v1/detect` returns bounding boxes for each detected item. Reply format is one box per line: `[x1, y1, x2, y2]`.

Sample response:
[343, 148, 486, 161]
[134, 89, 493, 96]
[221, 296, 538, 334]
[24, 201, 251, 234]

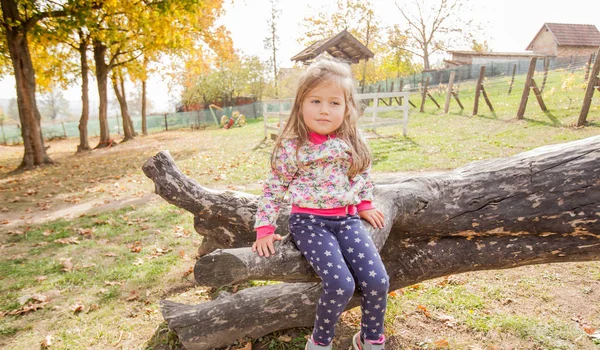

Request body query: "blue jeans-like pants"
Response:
[288, 213, 389, 346]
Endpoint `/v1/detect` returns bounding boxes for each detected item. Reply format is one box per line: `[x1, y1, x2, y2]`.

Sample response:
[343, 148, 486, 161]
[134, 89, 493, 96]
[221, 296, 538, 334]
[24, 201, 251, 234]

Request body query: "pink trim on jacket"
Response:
[256, 200, 375, 239]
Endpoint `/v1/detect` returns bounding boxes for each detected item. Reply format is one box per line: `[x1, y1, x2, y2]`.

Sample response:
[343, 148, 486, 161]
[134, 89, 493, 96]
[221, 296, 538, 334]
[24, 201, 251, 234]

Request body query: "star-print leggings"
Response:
[288, 213, 389, 346]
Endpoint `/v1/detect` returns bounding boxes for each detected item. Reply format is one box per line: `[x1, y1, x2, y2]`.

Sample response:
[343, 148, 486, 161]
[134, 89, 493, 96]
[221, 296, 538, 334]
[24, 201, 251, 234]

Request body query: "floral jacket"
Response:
[254, 132, 374, 238]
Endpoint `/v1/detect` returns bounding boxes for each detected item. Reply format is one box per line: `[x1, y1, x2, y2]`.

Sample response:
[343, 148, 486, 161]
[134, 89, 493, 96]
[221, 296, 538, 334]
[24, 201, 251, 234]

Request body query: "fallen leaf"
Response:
[132, 258, 144, 266]
[104, 252, 117, 257]
[126, 291, 139, 302]
[71, 302, 85, 313]
[54, 237, 80, 245]
[77, 227, 94, 235]
[104, 281, 123, 286]
[40, 335, 53, 348]
[277, 334, 292, 342]
[417, 305, 431, 318]
[183, 266, 194, 277]
[1, 220, 10, 225]
[241, 342, 252, 350]
[36, 276, 48, 282]
[129, 241, 142, 253]
[583, 326, 597, 335]
[434, 339, 449, 347]
[60, 258, 74, 272]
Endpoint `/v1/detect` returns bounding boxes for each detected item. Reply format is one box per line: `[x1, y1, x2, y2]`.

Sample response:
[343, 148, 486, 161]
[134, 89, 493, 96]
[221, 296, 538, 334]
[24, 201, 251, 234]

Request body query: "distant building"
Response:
[526, 23, 600, 57]
[445, 23, 600, 68]
[445, 51, 546, 67]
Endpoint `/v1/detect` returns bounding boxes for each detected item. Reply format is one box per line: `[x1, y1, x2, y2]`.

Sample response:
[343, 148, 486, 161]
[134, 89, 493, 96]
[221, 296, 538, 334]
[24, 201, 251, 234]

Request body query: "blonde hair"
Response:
[270, 58, 371, 178]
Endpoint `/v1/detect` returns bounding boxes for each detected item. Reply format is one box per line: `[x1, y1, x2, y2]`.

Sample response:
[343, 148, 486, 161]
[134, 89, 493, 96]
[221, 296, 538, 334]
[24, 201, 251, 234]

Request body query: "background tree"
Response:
[39, 89, 69, 121]
[471, 39, 490, 53]
[264, 0, 280, 98]
[380, 24, 420, 78]
[300, 0, 384, 89]
[395, 0, 482, 70]
[0, 0, 70, 168]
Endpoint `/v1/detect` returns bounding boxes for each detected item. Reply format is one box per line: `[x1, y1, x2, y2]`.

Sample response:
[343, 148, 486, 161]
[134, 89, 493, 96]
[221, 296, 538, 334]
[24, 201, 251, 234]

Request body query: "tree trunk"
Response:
[1, 0, 53, 169]
[112, 74, 134, 142]
[77, 35, 91, 153]
[143, 135, 600, 350]
[121, 75, 136, 136]
[141, 79, 147, 135]
[93, 40, 112, 148]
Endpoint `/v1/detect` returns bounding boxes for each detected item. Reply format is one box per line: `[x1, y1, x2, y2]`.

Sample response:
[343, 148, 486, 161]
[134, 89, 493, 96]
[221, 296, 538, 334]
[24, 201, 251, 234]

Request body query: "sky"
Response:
[0, 0, 599, 113]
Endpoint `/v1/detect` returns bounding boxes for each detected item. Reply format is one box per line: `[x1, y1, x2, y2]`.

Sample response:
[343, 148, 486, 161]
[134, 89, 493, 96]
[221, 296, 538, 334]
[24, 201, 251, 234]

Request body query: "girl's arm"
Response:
[355, 167, 375, 212]
[254, 139, 298, 238]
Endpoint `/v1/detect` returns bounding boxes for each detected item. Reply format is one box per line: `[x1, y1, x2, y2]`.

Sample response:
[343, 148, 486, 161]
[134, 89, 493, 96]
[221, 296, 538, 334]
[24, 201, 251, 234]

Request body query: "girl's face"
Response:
[301, 81, 346, 136]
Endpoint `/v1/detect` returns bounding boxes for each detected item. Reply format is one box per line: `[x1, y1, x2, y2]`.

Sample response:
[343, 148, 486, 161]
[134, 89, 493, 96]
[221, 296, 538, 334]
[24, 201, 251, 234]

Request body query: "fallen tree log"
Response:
[143, 135, 600, 350]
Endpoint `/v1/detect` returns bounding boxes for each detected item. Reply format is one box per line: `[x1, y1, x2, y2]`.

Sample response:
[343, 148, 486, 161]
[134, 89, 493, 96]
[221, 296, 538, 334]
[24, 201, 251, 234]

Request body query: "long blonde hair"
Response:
[270, 58, 371, 177]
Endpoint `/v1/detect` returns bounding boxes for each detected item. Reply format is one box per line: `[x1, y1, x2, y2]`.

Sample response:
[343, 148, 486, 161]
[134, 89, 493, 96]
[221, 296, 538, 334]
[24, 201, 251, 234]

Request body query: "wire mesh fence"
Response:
[1, 102, 263, 145]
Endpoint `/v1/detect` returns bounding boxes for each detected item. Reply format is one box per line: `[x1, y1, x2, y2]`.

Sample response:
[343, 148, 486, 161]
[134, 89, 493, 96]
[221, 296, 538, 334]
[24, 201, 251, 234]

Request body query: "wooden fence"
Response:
[263, 91, 411, 139]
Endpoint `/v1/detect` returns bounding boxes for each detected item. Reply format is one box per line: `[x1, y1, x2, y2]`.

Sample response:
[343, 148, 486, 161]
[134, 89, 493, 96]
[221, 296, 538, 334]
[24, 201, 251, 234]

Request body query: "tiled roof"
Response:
[290, 29, 374, 64]
[527, 23, 600, 50]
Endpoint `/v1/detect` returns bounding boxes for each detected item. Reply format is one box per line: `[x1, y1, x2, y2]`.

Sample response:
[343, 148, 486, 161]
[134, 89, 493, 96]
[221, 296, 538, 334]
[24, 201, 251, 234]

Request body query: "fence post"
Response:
[508, 64, 517, 95]
[444, 71, 456, 114]
[578, 48, 600, 126]
[263, 102, 268, 138]
[541, 58, 550, 92]
[473, 66, 486, 116]
[62, 121, 67, 138]
[420, 76, 430, 112]
[517, 58, 538, 119]
[164, 113, 168, 131]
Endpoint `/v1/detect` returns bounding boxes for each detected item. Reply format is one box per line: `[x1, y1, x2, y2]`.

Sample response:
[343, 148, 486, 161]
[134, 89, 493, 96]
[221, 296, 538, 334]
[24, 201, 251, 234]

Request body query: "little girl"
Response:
[252, 58, 389, 350]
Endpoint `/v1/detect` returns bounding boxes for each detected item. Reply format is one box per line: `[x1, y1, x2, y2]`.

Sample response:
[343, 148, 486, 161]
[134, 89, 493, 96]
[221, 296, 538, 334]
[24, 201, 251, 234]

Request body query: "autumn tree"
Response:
[0, 0, 68, 168]
[300, 0, 384, 88]
[380, 24, 420, 78]
[395, 0, 482, 70]
[264, 0, 280, 98]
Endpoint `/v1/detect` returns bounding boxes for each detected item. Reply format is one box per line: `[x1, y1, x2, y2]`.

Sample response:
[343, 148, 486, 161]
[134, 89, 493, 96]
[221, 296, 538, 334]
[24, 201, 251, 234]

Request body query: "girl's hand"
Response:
[359, 209, 385, 229]
[252, 234, 283, 258]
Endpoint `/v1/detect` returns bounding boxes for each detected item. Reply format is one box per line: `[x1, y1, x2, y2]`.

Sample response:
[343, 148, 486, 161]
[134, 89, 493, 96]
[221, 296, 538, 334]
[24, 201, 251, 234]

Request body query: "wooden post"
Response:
[372, 94, 378, 126]
[164, 113, 168, 131]
[473, 66, 486, 116]
[263, 102, 268, 138]
[541, 58, 550, 92]
[444, 71, 456, 113]
[508, 64, 517, 95]
[420, 76, 429, 112]
[578, 49, 600, 126]
[389, 82, 395, 105]
[517, 58, 537, 119]
[451, 91, 464, 110]
[278, 100, 284, 133]
[584, 54, 593, 81]
[530, 80, 548, 111]
[481, 86, 494, 112]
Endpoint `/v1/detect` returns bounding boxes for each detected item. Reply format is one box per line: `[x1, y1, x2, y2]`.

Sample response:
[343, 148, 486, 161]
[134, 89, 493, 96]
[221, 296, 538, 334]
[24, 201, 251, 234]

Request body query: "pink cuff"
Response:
[256, 225, 275, 239]
[356, 200, 375, 212]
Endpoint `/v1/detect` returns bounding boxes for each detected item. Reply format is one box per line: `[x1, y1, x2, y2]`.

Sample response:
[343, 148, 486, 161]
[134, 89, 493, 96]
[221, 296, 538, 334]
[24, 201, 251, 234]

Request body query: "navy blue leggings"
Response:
[289, 213, 389, 345]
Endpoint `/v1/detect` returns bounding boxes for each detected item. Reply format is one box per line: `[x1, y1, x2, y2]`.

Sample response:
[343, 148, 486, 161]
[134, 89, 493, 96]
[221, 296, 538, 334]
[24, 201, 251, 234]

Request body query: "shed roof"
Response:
[526, 23, 600, 50]
[291, 29, 374, 64]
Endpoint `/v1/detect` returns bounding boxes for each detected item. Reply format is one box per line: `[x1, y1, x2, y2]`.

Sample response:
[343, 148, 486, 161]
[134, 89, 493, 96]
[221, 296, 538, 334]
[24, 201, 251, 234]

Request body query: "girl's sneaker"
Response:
[352, 332, 385, 350]
[305, 336, 332, 350]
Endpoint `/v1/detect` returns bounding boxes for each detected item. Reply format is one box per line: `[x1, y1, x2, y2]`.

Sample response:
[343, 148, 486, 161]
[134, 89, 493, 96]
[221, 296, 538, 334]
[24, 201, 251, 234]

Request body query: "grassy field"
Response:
[1, 71, 599, 350]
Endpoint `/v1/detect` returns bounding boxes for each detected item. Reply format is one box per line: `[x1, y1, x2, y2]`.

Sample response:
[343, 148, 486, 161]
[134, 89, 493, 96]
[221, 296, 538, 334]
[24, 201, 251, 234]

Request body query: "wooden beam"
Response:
[481, 85, 494, 112]
[444, 71, 456, 113]
[420, 76, 430, 112]
[577, 48, 600, 126]
[473, 66, 486, 116]
[517, 58, 537, 119]
[530, 79, 548, 112]
[508, 64, 517, 95]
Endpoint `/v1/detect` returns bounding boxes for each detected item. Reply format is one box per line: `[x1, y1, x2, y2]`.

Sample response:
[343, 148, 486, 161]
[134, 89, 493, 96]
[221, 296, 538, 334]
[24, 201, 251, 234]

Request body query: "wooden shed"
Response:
[291, 29, 374, 64]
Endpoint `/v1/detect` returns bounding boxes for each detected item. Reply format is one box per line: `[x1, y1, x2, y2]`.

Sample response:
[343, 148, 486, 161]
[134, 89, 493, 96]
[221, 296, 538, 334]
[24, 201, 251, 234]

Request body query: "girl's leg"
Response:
[335, 215, 389, 342]
[289, 214, 356, 346]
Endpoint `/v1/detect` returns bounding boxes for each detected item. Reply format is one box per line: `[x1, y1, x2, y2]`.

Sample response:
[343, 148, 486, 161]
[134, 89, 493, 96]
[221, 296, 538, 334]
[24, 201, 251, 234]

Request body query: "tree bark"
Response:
[77, 34, 91, 153]
[143, 135, 600, 350]
[1, 0, 53, 169]
[112, 74, 135, 142]
[142, 79, 147, 135]
[93, 39, 112, 148]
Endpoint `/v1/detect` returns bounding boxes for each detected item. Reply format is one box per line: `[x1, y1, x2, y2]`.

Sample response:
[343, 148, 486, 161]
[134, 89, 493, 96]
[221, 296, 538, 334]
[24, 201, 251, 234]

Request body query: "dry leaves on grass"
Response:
[417, 305, 432, 318]
[129, 241, 142, 253]
[60, 258, 73, 272]
[8, 294, 49, 316]
[70, 302, 85, 313]
[54, 237, 80, 245]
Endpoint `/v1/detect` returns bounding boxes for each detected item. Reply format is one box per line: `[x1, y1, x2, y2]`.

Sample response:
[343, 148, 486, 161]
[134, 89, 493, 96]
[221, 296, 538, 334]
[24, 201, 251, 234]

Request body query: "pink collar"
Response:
[308, 132, 336, 144]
